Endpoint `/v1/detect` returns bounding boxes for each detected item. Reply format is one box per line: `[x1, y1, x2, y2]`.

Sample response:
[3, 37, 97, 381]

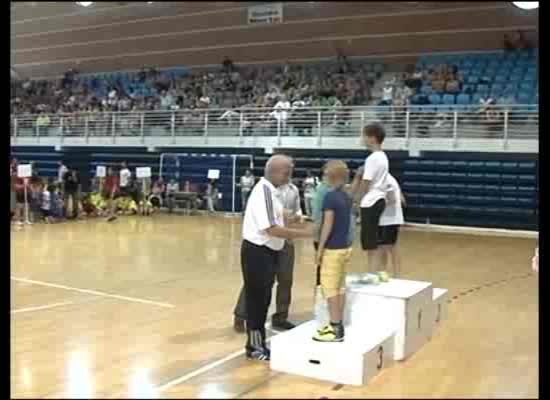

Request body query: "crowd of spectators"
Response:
[10, 158, 225, 226]
[11, 55, 375, 118]
[10, 54, 382, 137]
[376, 31, 534, 112]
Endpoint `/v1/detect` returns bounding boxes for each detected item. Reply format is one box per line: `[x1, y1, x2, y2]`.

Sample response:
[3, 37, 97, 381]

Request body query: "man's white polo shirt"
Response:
[242, 177, 285, 251]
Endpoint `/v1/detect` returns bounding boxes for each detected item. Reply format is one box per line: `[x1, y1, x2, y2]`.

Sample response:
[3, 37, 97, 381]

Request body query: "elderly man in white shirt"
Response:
[234, 173, 303, 334]
[237, 154, 311, 361]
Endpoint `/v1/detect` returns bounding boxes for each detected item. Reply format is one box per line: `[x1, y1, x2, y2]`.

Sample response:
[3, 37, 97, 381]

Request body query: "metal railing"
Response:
[10, 105, 538, 145]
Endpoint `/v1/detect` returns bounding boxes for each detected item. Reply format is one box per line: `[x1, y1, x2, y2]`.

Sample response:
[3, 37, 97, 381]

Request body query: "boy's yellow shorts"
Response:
[320, 247, 353, 298]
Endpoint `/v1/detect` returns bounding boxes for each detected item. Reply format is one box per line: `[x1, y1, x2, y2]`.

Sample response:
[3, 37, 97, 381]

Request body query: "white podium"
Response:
[272, 276, 449, 385]
[270, 320, 395, 386]
[315, 278, 435, 361]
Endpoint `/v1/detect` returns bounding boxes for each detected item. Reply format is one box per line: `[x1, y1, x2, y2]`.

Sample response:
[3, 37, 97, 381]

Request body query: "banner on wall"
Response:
[248, 3, 283, 25]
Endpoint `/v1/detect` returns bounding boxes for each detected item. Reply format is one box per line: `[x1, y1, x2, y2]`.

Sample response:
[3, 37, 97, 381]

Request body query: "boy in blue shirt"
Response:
[313, 160, 353, 342]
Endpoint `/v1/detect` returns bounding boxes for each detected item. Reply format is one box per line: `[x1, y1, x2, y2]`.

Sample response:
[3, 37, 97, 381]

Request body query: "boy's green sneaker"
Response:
[313, 324, 344, 342]
[377, 271, 390, 282]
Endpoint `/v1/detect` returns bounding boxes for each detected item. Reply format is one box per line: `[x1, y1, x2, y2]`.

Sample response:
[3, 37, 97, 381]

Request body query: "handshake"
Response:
[271, 209, 314, 240]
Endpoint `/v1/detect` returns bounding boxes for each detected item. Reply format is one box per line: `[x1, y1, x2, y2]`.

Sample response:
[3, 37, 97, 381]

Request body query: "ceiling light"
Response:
[76, 2, 93, 7]
[512, 2, 539, 10]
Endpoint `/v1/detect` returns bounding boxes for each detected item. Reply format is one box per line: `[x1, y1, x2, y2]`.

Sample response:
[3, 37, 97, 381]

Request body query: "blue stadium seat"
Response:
[499, 197, 519, 207]
[479, 74, 493, 84]
[470, 68, 483, 77]
[519, 175, 536, 185]
[471, 93, 483, 104]
[496, 67, 512, 76]
[435, 183, 455, 194]
[477, 84, 489, 94]
[483, 185, 500, 196]
[499, 161, 517, 172]
[483, 68, 498, 77]
[523, 73, 536, 83]
[467, 76, 480, 85]
[462, 84, 475, 94]
[509, 74, 523, 83]
[473, 61, 487, 70]
[456, 93, 471, 105]
[491, 89, 505, 99]
[519, 161, 536, 171]
[518, 186, 536, 196]
[501, 174, 518, 184]
[429, 94, 442, 104]
[503, 83, 519, 94]
[482, 161, 501, 173]
[511, 67, 525, 76]
[421, 85, 433, 95]
[442, 94, 456, 105]
[484, 173, 501, 184]
[465, 173, 485, 184]
[491, 83, 504, 93]
[453, 161, 468, 169]
[434, 160, 454, 172]
[466, 161, 485, 173]
[519, 82, 535, 92]
[517, 198, 536, 208]
[517, 92, 531, 103]
[487, 60, 500, 69]
[515, 59, 531, 68]
[493, 75, 507, 84]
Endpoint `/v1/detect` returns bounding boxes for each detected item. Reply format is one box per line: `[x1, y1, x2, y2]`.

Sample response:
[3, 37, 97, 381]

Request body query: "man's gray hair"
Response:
[264, 154, 292, 178]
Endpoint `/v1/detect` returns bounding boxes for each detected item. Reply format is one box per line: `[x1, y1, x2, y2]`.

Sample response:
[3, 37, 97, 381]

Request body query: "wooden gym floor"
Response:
[11, 215, 538, 398]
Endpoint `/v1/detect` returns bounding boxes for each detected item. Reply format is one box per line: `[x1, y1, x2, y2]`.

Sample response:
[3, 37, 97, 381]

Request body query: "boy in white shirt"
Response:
[350, 123, 390, 274]
[378, 173, 405, 277]
[41, 184, 54, 224]
[119, 161, 132, 196]
[239, 169, 255, 212]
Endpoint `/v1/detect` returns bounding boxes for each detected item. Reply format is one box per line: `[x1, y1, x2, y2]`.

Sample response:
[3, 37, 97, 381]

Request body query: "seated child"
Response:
[81, 193, 100, 218]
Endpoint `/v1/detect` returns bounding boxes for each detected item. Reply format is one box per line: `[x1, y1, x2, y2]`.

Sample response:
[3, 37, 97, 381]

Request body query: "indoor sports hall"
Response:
[11, 2, 538, 398]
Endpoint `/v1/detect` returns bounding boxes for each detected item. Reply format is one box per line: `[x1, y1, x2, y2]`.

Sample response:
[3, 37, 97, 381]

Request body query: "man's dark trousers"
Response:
[234, 241, 295, 324]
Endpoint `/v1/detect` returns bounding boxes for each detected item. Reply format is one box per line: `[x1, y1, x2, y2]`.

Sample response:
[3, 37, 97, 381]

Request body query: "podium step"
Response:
[426, 288, 449, 340]
[315, 278, 435, 360]
[271, 320, 395, 386]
